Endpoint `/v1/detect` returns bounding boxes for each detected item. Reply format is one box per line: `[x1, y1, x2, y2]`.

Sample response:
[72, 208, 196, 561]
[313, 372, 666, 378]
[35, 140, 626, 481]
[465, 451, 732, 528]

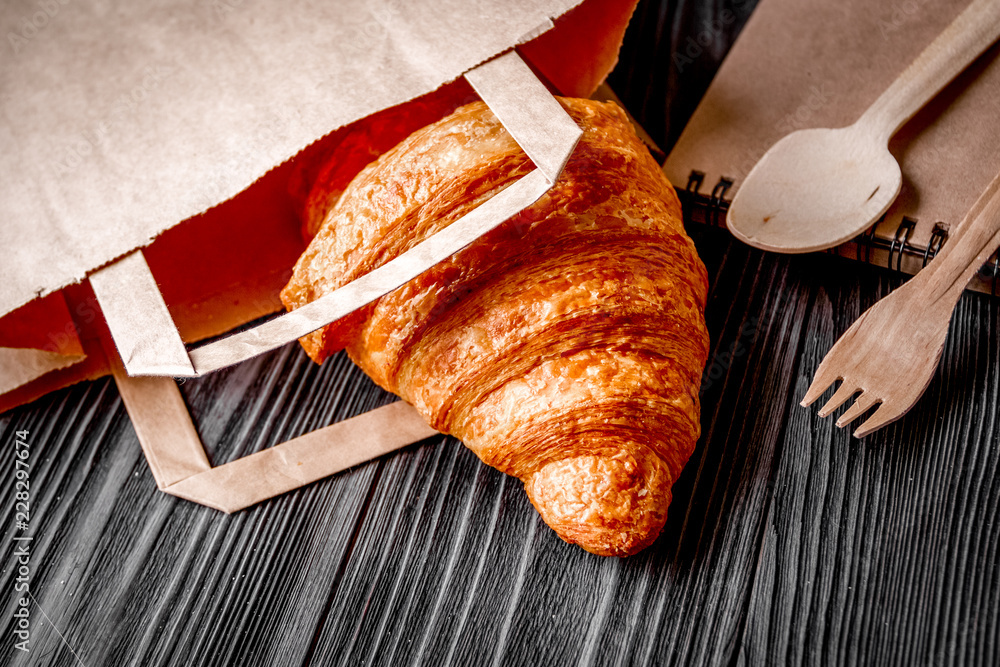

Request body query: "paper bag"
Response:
[0, 0, 638, 510]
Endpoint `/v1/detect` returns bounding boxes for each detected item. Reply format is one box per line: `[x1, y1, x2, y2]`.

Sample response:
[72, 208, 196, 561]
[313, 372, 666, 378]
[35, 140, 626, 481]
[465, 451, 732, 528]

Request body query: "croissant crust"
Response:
[281, 98, 709, 557]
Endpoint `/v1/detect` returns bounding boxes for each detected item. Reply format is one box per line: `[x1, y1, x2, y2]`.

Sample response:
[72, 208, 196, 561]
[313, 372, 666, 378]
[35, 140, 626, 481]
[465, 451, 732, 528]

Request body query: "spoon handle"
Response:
[857, 0, 1000, 143]
[917, 169, 1000, 305]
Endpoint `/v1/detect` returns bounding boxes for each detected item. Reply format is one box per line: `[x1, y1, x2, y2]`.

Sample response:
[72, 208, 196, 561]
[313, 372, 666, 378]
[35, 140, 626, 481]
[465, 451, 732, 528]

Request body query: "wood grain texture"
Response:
[2, 233, 999, 667]
[743, 259, 1000, 667]
[3, 0, 999, 665]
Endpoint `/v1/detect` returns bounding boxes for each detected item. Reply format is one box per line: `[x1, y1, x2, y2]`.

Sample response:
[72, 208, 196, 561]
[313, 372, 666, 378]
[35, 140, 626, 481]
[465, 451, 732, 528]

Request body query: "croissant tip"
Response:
[577, 531, 661, 558]
[524, 453, 671, 558]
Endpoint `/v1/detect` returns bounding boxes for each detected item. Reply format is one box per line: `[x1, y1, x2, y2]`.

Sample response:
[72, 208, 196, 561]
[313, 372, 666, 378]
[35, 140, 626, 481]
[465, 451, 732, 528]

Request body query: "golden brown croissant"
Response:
[280, 98, 709, 556]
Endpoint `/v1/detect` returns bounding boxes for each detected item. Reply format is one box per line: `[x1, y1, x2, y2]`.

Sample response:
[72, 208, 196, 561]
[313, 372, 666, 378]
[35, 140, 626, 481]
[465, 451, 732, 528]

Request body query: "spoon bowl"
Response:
[728, 126, 901, 253]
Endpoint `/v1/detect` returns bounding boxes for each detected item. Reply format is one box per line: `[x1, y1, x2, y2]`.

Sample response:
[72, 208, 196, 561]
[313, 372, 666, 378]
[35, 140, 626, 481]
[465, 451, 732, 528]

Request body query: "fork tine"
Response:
[835, 392, 880, 429]
[801, 364, 842, 407]
[816, 381, 857, 417]
[853, 402, 902, 439]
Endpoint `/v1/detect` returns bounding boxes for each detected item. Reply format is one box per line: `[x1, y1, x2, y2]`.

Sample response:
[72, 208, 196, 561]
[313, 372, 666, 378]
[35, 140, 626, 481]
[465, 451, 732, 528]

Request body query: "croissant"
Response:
[280, 97, 709, 556]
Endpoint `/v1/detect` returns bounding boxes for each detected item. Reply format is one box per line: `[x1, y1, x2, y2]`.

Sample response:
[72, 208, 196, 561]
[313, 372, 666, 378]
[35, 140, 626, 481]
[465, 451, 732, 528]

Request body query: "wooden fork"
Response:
[801, 170, 1000, 437]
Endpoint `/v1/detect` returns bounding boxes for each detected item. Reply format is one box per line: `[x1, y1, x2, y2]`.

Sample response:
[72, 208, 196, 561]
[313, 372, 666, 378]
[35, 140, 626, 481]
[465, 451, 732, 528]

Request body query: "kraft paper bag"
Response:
[0, 0, 638, 509]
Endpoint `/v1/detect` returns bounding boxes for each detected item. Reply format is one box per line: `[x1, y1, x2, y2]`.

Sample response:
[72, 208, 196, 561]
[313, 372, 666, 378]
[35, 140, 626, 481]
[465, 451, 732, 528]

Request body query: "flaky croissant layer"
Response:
[281, 98, 709, 556]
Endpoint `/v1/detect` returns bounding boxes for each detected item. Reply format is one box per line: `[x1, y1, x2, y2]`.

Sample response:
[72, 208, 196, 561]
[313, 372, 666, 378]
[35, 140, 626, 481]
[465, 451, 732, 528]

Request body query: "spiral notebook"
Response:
[663, 0, 1000, 295]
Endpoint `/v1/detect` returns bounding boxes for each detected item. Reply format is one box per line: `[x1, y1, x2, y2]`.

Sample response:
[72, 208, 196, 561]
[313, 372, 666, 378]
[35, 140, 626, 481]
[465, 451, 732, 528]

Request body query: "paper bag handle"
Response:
[109, 355, 438, 513]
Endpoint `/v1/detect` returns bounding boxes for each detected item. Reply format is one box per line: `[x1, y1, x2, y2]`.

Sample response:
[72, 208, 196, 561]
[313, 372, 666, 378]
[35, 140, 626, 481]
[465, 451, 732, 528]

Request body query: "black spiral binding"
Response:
[887, 216, 916, 273]
[679, 171, 1000, 294]
[993, 257, 999, 297]
[923, 224, 948, 268]
[680, 171, 731, 229]
[985, 252, 1000, 298]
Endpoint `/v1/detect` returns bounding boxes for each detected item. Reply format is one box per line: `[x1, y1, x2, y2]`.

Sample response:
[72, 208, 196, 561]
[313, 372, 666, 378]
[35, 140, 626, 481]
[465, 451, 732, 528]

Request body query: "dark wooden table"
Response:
[3, 1, 999, 665]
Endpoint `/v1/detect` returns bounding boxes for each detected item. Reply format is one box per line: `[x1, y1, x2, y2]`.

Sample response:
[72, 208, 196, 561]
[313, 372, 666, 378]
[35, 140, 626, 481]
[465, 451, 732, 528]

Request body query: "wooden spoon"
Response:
[727, 0, 1000, 254]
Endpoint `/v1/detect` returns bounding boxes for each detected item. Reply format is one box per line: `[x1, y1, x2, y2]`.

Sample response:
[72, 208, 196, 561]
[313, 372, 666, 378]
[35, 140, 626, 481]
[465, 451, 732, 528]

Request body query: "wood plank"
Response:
[743, 257, 1000, 666]
[3, 239, 997, 666]
[0, 345, 421, 666]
